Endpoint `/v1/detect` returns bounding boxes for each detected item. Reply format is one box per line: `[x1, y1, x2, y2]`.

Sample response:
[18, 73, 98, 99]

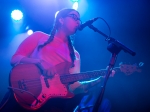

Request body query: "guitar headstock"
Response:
[119, 62, 144, 75]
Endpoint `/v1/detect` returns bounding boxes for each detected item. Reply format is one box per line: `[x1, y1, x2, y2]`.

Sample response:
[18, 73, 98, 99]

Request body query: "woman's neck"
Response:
[55, 30, 69, 43]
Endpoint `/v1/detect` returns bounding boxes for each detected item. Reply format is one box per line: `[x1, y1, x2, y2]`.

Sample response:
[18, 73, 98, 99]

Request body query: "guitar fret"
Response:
[60, 70, 107, 84]
[60, 67, 123, 84]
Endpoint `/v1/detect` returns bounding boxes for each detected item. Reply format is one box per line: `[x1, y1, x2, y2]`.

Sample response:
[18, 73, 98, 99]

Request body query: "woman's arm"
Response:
[19, 57, 41, 64]
[69, 77, 102, 94]
[69, 69, 115, 94]
[11, 31, 46, 66]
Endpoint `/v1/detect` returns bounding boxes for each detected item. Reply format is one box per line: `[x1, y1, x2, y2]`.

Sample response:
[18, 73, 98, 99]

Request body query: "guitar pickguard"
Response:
[31, 74, 68, 109]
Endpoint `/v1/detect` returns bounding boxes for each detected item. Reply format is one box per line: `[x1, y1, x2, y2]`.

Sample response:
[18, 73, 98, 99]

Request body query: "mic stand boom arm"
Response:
[88, 25, 136, 56]
[88, 24, 136, 112]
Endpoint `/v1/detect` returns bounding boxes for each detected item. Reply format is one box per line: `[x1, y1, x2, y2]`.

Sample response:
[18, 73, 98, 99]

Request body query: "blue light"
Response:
[71, 0, 79, 2]
[27, 30, 33, 35]
[11, 10, 23, 21]
[72, 2, 78, 10]
[55, 11, 59, 18]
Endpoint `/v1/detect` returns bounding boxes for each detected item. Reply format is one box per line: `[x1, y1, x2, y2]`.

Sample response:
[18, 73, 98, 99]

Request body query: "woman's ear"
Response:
[59, 18, 64, 25]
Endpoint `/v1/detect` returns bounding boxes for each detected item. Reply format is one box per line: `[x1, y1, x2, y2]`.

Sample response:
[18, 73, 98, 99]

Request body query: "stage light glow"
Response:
[55, 11, 59, 18]
[71, 0, 79, 2]
[27, 30, 33, 35]
[72, 2, 78, 10]
[11, 10, 23, 21]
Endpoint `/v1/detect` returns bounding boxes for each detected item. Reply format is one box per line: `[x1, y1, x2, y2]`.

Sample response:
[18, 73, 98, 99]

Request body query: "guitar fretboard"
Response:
[60, 68, 120, 84]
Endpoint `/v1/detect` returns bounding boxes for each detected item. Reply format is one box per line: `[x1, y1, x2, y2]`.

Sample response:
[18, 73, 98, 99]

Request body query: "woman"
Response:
[0, 8, 102, 112]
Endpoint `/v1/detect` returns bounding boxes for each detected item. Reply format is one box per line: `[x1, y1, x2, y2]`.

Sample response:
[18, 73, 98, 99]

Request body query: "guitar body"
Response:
[9, 62, 140, 110]
[9, 63, 74, 110]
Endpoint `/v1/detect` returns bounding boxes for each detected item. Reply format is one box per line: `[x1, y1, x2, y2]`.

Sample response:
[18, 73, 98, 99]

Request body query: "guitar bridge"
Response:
[18, 80, 27, 92]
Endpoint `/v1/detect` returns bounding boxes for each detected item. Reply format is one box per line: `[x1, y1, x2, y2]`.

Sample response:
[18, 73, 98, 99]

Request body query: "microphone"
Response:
[78, 17, 99, 31]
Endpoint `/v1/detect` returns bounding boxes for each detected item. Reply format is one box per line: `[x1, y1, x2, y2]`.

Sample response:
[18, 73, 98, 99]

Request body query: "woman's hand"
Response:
[69, 76, 102, 95]
[36, 60, 57, 77]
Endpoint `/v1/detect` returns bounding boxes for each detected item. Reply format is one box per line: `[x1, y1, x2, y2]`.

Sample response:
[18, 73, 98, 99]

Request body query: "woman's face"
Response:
[61, 11, 81, 35]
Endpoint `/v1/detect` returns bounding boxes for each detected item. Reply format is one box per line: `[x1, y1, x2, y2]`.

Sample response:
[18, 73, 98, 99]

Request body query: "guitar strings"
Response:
[10, 69, 109, 90]
[12, 72, 110, 89]
[11, 79, 65, 90]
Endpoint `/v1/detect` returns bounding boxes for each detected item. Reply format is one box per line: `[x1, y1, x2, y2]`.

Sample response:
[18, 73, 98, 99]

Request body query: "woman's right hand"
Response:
[36, 60, 57, 77]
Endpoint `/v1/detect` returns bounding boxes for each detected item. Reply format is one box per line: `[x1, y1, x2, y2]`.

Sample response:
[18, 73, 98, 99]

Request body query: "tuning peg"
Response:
[139, 62, 144, 67]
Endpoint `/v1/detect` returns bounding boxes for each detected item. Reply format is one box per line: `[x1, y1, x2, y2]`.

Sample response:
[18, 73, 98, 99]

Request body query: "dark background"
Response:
[0, 0, 150, 112]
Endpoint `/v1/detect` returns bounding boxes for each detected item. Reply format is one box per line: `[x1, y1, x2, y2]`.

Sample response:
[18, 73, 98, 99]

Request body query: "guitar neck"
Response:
[60, 67, 120, 84]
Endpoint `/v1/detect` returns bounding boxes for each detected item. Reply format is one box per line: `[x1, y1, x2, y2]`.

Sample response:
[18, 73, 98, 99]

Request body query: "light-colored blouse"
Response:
[11, 31, 80, 74]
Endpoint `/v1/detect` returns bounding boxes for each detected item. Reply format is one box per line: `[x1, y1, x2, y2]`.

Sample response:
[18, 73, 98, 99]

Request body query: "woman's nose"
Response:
[76, 20, 81, 26]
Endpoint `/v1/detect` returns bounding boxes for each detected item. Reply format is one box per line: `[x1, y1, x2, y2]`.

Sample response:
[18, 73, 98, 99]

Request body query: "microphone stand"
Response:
[87, 25, 136, 112]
